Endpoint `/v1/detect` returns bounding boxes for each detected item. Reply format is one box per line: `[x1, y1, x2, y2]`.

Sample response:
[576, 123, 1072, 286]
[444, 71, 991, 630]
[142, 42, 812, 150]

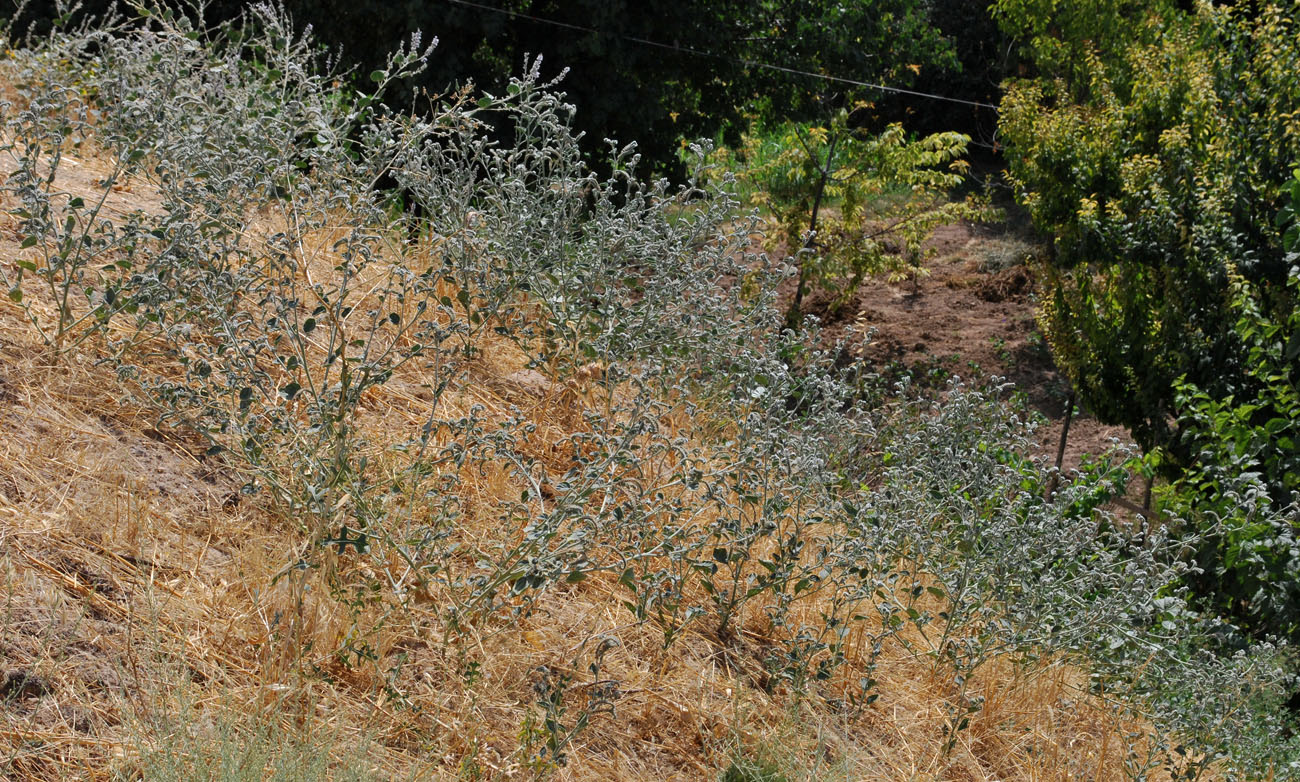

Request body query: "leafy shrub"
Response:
[718, 112, 994, 322]
[1152, 172, 1300, 640]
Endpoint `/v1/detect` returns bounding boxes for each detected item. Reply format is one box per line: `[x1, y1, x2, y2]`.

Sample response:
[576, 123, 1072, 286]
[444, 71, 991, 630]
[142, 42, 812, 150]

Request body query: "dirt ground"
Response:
[781, 220, 1134, 475]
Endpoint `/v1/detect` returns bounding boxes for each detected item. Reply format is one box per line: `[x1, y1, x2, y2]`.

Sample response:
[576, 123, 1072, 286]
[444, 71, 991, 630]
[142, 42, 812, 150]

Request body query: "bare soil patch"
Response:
[783, 220, 1133, 473]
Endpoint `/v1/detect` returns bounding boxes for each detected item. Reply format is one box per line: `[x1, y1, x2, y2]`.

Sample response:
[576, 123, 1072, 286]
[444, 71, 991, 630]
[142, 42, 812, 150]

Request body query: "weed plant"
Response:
[1, 4, 1297, 778]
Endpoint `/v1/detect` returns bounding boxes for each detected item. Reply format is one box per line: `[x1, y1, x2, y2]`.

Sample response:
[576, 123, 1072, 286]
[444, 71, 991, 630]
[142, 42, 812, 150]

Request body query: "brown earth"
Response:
[783, 221, 1134, 476]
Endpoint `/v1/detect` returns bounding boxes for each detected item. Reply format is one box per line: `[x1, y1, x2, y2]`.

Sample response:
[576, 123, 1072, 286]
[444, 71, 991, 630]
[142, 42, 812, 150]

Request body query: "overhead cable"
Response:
[437, 0, 1001, 112]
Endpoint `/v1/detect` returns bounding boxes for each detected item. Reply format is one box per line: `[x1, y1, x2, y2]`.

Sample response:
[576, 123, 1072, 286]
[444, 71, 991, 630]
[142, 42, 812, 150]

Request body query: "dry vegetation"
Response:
[0, 144, 1171, 782]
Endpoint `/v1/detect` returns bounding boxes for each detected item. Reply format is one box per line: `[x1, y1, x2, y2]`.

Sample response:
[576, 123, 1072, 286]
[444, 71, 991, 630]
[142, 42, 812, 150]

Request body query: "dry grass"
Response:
[0, 148, 1175, 781]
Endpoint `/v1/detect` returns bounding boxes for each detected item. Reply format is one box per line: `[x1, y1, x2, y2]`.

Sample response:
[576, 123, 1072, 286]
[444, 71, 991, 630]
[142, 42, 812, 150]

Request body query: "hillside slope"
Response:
[3, 8, 1287, 780]
[0, 146, 1166, 781]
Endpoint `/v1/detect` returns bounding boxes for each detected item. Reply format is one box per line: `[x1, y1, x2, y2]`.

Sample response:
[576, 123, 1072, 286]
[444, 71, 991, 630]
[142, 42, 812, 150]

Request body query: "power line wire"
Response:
[437, 0, 1000, 112]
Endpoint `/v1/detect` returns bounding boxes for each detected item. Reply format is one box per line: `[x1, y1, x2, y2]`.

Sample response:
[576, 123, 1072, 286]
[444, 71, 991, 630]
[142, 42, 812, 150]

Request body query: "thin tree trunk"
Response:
[786, 132, 838, 329]
[1047, 388, 1076, 498]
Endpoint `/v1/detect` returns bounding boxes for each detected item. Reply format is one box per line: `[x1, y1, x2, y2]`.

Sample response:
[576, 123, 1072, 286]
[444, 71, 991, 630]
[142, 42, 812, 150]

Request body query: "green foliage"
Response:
[872, 0, 1010, 140]
[997, 3, 1300, 756]
[721, 757, 789, 782]
[714, 0, 974, 325]
[997, 1, 1300, 459]
[739, 0, 955, 123]
[992, 0, 1174, 87]
[721, 111, 993, 323]
[998, 0, 1300, 648]
[1153, 179, 1300, 640]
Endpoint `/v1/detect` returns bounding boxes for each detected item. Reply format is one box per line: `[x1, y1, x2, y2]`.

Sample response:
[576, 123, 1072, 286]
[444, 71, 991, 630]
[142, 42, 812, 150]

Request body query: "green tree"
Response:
[716, 0, 986, 325]
[737, 0, 953, 120]
[996, 1, 1300, 463]
[724, 114, 991, 325]
[997, 0, 1300, 641]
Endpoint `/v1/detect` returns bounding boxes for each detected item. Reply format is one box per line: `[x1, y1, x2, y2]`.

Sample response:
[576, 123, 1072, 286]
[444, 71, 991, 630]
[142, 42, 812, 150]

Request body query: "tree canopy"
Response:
[996, 0, 1299, 460]
[5, 0, 971, 171]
